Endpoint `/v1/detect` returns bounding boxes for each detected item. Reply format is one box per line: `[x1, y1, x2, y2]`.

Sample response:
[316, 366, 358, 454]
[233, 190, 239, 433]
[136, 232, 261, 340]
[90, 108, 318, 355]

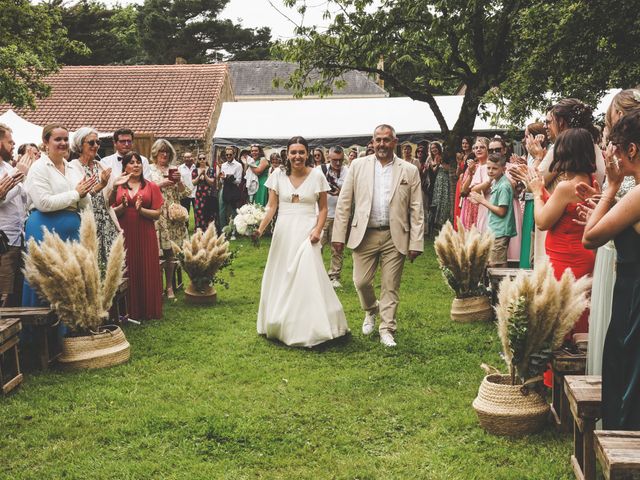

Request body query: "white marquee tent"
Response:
[213, 91, 620, 148]
[0, 110, 43, 149]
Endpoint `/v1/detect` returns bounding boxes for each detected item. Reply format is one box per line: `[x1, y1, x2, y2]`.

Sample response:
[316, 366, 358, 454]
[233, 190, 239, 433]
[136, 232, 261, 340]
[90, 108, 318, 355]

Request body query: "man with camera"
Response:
[320, 146, 349, 288]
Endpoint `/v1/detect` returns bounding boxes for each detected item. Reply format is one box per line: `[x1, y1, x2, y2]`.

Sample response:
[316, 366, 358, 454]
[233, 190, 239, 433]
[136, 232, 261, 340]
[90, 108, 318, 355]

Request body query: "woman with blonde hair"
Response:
[148, 138, 189, 300]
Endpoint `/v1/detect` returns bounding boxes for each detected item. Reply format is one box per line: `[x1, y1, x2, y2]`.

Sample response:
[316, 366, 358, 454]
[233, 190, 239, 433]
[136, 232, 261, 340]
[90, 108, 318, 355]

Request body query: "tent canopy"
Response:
[0, 110, 43, 149]
[212, 96, 533, 147]
[213, 91, 620, 148]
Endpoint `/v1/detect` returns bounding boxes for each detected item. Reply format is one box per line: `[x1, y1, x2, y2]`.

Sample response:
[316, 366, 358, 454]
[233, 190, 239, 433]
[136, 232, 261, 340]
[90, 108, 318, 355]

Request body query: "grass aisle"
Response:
[2, 238, 572, 479]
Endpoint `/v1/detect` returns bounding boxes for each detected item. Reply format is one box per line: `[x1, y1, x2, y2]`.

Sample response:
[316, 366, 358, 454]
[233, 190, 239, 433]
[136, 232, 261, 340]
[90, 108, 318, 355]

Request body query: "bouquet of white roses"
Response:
[233, 203, 266, 240]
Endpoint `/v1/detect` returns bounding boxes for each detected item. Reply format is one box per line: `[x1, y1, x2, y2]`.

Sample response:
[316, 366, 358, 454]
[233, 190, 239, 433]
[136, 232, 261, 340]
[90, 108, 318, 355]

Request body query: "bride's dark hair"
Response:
[285, 136, 309, 175]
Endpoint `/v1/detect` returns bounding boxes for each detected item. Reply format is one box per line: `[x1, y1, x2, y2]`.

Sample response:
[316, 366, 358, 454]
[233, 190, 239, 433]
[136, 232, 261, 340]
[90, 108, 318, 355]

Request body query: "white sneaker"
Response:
[230, 235, 236, 240]
[330, 279, 342, 288]
[380, 332, 397, 347]
[362, 311, 377, 335]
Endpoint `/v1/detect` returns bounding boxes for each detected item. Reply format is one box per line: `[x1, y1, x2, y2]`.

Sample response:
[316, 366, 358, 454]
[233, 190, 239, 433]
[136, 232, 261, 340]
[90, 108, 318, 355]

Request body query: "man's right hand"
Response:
[332, 242, 344, 254]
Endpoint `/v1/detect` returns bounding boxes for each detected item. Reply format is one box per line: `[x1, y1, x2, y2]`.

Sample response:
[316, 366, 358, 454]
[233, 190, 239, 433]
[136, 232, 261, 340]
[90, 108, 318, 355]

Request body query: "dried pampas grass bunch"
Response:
[23, 210, 126, 334]
[495, 261, 591, 385]
[434, 221, 494, 298]
[172, 223, 232, 294]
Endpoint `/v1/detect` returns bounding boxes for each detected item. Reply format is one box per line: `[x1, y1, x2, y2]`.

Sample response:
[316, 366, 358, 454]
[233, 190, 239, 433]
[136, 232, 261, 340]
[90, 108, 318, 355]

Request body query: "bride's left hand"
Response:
[309, 229, 322, 244]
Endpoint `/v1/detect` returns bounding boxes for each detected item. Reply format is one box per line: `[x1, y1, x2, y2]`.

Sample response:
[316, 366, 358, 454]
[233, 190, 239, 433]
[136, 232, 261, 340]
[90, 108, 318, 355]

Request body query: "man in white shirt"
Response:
[178, 151, 196, 229]
[332, 125, 424, 347]
[100, 128, 151, 179]
[0, 124, 28, 306]
[219, 146, 243, 231]
[320, 146, 349, 288]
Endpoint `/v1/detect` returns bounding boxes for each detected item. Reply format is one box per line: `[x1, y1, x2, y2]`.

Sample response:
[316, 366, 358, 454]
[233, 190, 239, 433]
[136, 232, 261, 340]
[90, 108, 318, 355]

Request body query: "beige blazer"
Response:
[332, 154, 424, 255]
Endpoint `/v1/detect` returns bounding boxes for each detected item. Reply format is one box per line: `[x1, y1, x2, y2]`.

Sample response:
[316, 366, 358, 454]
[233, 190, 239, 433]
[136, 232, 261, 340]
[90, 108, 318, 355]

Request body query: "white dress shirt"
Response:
[178, 163, 196, 198]
[25, 155, 90, 212]
[101, 152, 151, 179]
[0, 161, 28, 246]
[221, 160, 243, 186]
[369, 158, 394, 227]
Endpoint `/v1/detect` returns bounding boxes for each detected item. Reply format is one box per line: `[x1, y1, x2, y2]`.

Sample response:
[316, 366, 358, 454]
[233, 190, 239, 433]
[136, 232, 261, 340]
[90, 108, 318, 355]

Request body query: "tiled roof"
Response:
[229, 61, 388, 97]
[0, 64, 230, 139]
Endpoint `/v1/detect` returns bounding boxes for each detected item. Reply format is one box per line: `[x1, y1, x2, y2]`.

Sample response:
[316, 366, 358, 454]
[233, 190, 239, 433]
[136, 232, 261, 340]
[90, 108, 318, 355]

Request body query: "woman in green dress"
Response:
[248, 144, 270, 206]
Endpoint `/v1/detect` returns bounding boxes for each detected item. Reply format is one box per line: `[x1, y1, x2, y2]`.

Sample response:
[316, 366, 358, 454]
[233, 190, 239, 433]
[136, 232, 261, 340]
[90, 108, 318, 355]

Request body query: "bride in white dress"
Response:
[254, 136, 350, 347]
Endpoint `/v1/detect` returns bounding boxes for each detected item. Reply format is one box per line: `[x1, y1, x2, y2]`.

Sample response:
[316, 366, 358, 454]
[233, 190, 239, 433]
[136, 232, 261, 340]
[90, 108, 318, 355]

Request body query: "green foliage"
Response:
[136, 0, 273, 63]
[278, 0, 639, 161]
[0, 0, 85, 108]
[0, 239, 574, 479]
[505, 295, 528, 382]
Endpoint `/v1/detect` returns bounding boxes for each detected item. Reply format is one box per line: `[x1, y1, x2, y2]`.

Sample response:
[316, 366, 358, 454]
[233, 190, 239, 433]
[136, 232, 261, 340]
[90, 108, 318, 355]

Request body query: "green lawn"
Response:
[1, 238, 573, 479]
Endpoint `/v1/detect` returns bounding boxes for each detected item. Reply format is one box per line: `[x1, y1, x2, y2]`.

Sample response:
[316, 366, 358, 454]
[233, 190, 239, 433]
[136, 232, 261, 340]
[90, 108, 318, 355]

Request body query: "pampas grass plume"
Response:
[23, 210, 126, 334]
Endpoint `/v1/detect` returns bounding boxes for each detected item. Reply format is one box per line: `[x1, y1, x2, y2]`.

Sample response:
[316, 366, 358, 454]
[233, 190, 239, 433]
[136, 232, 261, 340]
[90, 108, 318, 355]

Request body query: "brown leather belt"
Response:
[367, 225, 390, 231]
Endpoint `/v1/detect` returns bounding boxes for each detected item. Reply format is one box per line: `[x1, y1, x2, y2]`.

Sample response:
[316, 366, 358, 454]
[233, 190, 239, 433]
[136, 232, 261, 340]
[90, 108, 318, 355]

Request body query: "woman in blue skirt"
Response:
[22, 124, 97, 308]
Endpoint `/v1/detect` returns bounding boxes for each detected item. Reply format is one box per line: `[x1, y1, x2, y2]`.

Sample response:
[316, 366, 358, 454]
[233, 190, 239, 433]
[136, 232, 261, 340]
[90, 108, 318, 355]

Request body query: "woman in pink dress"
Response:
[461, 137, 489, 230]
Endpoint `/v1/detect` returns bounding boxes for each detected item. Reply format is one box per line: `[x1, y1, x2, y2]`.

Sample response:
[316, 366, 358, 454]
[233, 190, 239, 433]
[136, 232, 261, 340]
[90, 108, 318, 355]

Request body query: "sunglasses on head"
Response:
[85, 139, 101, 147]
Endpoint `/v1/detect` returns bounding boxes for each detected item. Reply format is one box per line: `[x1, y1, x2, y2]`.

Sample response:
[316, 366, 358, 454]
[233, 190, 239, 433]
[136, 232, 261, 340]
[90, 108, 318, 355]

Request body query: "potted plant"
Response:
[172, 223, 233, 304]
[472, 261, 591, 436]
[434, 221, 494, 322]
[23, 210, 129, 370]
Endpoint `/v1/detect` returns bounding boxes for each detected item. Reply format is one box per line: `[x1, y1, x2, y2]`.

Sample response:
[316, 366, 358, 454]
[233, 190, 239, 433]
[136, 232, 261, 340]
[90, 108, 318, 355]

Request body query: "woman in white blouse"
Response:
[22, 123, 96, 307]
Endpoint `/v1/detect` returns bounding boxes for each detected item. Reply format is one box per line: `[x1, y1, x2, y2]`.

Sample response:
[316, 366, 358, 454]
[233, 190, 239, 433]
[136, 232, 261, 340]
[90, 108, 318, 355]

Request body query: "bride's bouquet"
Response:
[231, 203, 266, 244]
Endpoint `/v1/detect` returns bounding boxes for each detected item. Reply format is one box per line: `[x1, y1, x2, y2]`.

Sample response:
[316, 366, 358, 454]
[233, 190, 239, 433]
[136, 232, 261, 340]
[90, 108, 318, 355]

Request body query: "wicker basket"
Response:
[184, 285, 217, 305]
[472, 374, 550, 436]
[58, 325, 130, 371]
[450, 295, 493, 322]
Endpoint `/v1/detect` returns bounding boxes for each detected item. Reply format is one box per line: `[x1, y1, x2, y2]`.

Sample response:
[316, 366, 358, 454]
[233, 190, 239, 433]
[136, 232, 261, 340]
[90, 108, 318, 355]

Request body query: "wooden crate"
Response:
[551, 347, 587, 432]
[0, 318, 23, 394]
[487, 268, 532, 305]
[0, 307, 60, 371]
[565, 375, 602, 480]
[595, 430, 640, 480]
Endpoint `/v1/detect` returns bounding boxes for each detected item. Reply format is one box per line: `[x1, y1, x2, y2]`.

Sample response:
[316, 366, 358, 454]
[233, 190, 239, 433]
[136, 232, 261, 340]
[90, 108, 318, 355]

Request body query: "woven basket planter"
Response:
[58, 325, 130, 371]
[184, 284, 217, 305]
[451, 295, 493, 322]
[472, 374, 550, 436]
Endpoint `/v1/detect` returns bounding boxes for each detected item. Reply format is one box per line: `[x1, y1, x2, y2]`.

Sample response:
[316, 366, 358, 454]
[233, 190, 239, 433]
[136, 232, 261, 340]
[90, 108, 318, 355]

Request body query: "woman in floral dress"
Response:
[69, 127, 119, 270]
[149, 139, 189, 299]
[191, 153, 217, 232]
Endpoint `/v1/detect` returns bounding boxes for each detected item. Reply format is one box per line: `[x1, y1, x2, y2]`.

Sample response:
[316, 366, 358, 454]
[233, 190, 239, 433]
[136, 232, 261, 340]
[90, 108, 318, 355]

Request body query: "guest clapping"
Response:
[69, 127, 119, 270]
[516, 128, 596, 334]
[23, 124, 96, 308]
[581, 111, 640, 430]
[0, 124, 27, 306]
[112, 152, 163, 320]
[191, 153, 217, 232]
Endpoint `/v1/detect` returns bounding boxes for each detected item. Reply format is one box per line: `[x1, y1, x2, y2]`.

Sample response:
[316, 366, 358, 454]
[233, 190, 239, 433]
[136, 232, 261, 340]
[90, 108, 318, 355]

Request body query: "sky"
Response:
[220, 0, 333, 40]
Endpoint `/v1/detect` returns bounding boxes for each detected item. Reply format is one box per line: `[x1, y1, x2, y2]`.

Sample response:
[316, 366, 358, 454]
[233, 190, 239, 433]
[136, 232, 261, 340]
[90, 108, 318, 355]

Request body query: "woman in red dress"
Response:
[112, 152, 164, 320]
[519, 128, 596, 334]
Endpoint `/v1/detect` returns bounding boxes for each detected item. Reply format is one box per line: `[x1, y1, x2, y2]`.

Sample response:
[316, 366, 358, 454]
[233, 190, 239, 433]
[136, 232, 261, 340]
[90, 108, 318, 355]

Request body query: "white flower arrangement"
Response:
[233, 203, 266, 237]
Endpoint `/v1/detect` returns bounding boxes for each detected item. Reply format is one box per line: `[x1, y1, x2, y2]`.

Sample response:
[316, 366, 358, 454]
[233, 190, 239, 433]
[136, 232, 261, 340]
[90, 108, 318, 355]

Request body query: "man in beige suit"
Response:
[332, 124, 424, 347]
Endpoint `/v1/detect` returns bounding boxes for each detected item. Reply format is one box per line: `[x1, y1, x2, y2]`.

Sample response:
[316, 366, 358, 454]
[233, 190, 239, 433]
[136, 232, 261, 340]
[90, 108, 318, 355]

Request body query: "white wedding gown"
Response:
[257, 168, 350, 347]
